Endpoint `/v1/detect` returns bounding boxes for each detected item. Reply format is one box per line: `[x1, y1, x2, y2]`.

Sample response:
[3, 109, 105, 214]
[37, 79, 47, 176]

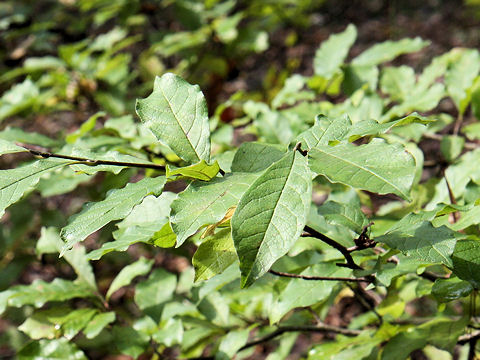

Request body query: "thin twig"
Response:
[418, 271, 449, 282]
[238, 325, 361, 352]
[26, 148, 166, 171]
[423, 132, 478, 150]
[304, 225, 363, 270]
[269, 269, 370, 282]
[459, 331, 480, 345]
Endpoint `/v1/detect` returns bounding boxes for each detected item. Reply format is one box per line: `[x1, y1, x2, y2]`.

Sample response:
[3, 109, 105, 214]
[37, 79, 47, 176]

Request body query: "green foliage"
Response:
[3, 8, 480, 359]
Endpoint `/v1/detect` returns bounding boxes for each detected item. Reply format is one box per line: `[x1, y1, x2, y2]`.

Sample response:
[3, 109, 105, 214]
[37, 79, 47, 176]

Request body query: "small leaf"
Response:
[136, 73, 211, 164]
[232, 151, 312, 287]
[317, 201, 368, 235]
[193, 228, 238, 282]
[61, 176, 166, 254]
[0, 159, 72, 217]
[313, 24, 357, 79]
[113, 326, 149, 358]
[106, 257, 154, 300]
[440, 135, 465, 162]
[83, 312, 116, 339]
[166, 160, 220, 181]
[308, 141, 415, 200]
[432, 277, 473, 302]
[151, 222, 177, 248]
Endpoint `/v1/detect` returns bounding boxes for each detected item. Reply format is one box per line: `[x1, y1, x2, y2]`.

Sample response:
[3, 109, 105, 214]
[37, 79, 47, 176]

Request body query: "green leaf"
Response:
[0, 159, 72, 217]
[452, 238, 480, 288]
[440, 135, 465, 162]
[151, 222, 177, 248]
[0, 139, 26, 155]
[106, 257, 154, 300]
[244, 101, 293, 144]
[376, 221, 461, 266]
[0, 279, 94, 315]
[136, 73, 211, 164]
[272, 75, 315, 108]
[317, 201, 368, 234]
[352, 37, 430, 66]
[432, 277, 473, 302]
[217, 328, 250, 360]
[445, 48, 480, 113]
[269, 263, 350, 324]
[166, 160, 220, 181]
[308, 141, 415, 200]
[231, 142, 286, 173]
[381, 66, 416, 102]
[61, 176, 166, 254]
[37, 227, 97, 290]
[17, 339, 87, 360]
[193, 229, 238, 282]
[65, 112, 105, 143]
[296, 115, 351, 150]
[134, 268, 177, 310]
[0, 78, 40, 122]
[171, 173, 258, 246]
[113, 326, 149, 358]
[313, 24, 357, 79]
[45, 308, 97, 340]
[0, 126, 59, 148]
[232, 151, 312, 287]
[83, 312, 116, 339]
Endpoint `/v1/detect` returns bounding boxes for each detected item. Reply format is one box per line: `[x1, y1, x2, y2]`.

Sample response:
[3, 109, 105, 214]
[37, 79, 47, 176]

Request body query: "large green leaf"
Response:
[313, 24, 357, 79]
[317, 200, 368, 235]
[171, 173, 258, 246]
[232, 151, 312, 287]
[136, 73, 211, 164]
[0, 159, 73, 217]
[61, 176, 166, 254]
[106, 257, 154, 300]
[193, 229, 238, 282]
[308, 141, 415, 199]
[352, 37, 430, 66]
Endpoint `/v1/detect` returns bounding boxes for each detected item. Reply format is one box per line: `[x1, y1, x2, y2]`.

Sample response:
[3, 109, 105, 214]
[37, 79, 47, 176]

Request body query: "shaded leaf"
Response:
[17, 339, 87, 360]
[193, 228, 238, 282]
[432, 277, 473, 302]
[452, 238, 480, 288]
[107, 257, 154, 300]
[134, 268, 177, 310]
[83, 312, 116, 339]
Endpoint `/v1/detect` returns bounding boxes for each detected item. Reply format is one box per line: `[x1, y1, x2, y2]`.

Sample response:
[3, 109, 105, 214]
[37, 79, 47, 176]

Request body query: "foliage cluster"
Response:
[3, 2, 480, 360]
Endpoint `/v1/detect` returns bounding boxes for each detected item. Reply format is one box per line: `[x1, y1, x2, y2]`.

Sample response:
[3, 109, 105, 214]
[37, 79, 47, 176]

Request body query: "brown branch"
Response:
[269, 269, 370, 282]
[238, 324, 361, 352]
[458, 330, 480, 345]
[26, 148, 166, 171]
[304, 225, 363, 270]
